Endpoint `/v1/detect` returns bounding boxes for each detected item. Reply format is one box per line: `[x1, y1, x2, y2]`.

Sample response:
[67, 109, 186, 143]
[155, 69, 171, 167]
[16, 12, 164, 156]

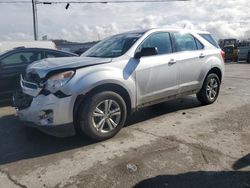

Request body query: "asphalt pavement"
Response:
[0, 63, 250, 188]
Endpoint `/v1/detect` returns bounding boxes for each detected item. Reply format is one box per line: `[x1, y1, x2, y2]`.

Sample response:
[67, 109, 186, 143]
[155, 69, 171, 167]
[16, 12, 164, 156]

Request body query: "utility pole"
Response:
[32, 0, 38, 40]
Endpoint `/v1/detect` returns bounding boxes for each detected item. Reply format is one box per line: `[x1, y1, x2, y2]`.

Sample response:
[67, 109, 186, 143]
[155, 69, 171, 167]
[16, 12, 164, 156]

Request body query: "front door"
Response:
[0, 50, 42, 97]
[135, 32, 179, 105]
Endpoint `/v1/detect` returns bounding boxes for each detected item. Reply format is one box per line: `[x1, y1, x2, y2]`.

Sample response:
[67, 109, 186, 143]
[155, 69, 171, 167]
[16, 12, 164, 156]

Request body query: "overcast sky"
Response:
[0, 0, 249, 42]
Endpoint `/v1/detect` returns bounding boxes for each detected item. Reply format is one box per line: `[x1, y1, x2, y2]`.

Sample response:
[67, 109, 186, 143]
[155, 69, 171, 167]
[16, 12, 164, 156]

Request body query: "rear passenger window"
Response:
[199, 33, 220, 48]
[138, 32, 172, 55]
[173, 33, 197, 52]
[195, 39, 204, 50]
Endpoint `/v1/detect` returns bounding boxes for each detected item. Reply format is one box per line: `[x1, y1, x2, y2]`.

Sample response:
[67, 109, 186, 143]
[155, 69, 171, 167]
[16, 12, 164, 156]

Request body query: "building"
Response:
[53, 40, 99, 55]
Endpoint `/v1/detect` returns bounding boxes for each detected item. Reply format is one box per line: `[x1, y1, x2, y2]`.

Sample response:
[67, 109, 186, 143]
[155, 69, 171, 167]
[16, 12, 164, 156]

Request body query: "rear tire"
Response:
[77, 91, 127, 141]
[196, 73, 221, 105]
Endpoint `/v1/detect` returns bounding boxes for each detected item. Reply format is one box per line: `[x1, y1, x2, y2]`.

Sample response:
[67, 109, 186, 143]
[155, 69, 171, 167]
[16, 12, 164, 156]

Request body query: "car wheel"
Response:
[196, 73, 221, 105]
[248, 53, 250, 63]
[77, 91, 127, 141]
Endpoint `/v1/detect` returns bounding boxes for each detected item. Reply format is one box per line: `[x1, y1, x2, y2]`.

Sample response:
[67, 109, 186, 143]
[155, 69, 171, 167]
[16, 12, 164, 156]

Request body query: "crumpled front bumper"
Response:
[17, 94, 75, 126]
[15, 93, 77, 137]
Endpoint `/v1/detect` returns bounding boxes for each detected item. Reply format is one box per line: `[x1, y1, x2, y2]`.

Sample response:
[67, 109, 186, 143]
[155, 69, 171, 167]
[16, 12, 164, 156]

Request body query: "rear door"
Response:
[0, 50, 42, 96]
[172, 32, 206, 93]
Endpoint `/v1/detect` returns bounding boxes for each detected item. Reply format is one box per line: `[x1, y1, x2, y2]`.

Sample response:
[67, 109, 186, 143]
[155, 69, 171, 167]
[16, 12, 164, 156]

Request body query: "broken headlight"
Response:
[45, 70, 75, 93]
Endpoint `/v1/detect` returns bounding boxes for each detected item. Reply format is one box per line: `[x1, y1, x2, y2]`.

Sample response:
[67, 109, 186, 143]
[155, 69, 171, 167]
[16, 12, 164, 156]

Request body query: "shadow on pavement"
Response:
[0, 115, 94, 165]
[127, 96, 201, 125]
[134, 171, 250, 188]
[0, 96, 201, 165]
[233, 153, 250, 170]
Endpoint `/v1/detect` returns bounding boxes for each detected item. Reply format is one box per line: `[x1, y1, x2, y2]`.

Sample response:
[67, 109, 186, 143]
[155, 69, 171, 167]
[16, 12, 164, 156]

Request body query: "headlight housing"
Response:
[45, 70, 75, 93]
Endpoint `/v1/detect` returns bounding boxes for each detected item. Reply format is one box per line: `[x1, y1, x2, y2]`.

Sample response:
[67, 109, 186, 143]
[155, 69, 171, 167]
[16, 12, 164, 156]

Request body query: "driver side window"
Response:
[138, 32, 172, 55]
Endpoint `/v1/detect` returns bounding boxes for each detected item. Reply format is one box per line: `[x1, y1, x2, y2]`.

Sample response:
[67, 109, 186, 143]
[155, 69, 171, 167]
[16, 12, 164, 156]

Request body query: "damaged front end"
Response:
[13, 69, 76, 137]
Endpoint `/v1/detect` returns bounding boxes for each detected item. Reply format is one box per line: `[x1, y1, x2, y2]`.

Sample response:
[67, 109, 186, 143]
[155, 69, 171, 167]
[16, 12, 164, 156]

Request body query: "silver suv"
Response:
[14, 28, 225, 140]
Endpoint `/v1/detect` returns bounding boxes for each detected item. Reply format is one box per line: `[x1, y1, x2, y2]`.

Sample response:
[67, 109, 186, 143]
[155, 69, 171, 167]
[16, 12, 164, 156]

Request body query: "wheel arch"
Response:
[206, 67, 222, 82]
[73, 83, 133, 126]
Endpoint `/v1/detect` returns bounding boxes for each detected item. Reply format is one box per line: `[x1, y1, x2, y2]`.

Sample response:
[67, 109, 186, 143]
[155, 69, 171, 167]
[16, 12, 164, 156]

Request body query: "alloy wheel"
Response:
[92, 99, 121, 133]
[206, 78, 219, 101]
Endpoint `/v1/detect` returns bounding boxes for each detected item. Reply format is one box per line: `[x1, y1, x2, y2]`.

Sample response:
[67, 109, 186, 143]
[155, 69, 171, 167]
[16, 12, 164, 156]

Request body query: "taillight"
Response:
[221, 50, 225, 61]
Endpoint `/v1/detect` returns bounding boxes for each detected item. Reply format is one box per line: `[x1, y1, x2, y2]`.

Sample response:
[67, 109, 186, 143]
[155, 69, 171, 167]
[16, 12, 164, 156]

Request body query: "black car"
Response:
[0, 47, 77, 99]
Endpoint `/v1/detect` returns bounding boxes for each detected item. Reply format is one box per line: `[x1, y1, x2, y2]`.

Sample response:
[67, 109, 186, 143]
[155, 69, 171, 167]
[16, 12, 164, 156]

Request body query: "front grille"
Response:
[21, 75, 43, 97]
[22, 81, 38, 89]
[24, 72, 41, 84]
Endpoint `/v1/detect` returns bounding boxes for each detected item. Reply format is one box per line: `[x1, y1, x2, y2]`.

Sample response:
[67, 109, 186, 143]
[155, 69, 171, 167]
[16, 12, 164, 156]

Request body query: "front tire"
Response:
[197, 73, 221, 105]
[77, 91, 127, 141]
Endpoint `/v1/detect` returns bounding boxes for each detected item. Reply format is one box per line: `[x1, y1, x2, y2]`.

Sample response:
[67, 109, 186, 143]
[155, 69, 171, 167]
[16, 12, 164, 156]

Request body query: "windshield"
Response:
[224, 46, 234, 53]
[82, 33, 142, 58]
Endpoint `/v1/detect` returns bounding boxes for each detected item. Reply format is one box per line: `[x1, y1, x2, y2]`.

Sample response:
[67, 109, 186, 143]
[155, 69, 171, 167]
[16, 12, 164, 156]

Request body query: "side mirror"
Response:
[134, 47, 158, 59]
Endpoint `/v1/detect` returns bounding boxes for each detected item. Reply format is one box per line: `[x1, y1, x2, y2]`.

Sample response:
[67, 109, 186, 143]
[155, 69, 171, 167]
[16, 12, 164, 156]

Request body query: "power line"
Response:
[40, 0, 189, 3]
[42, 0, 189, 4]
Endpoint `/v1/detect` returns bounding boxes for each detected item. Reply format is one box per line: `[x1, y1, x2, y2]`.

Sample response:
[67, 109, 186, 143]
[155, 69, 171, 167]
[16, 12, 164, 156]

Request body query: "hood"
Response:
[26, 56, 112, 78]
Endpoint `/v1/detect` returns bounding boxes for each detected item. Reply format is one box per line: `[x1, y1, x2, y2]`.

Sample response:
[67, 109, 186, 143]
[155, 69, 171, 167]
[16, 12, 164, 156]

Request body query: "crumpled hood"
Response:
[26, 56, 112, 78]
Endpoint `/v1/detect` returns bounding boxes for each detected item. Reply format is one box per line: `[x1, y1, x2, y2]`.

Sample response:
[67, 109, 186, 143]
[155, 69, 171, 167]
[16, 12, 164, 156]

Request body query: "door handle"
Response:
[199, 53, 205, 58]
[168, 59, 177, 65]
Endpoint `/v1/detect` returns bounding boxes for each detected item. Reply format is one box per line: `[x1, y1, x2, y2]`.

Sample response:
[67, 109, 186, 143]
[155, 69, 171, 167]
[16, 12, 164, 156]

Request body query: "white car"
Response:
[14, 28, 225, 141]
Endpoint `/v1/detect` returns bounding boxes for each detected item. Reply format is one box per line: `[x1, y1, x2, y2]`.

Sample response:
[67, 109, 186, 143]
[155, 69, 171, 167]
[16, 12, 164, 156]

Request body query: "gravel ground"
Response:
[0, 63, 250, 188]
